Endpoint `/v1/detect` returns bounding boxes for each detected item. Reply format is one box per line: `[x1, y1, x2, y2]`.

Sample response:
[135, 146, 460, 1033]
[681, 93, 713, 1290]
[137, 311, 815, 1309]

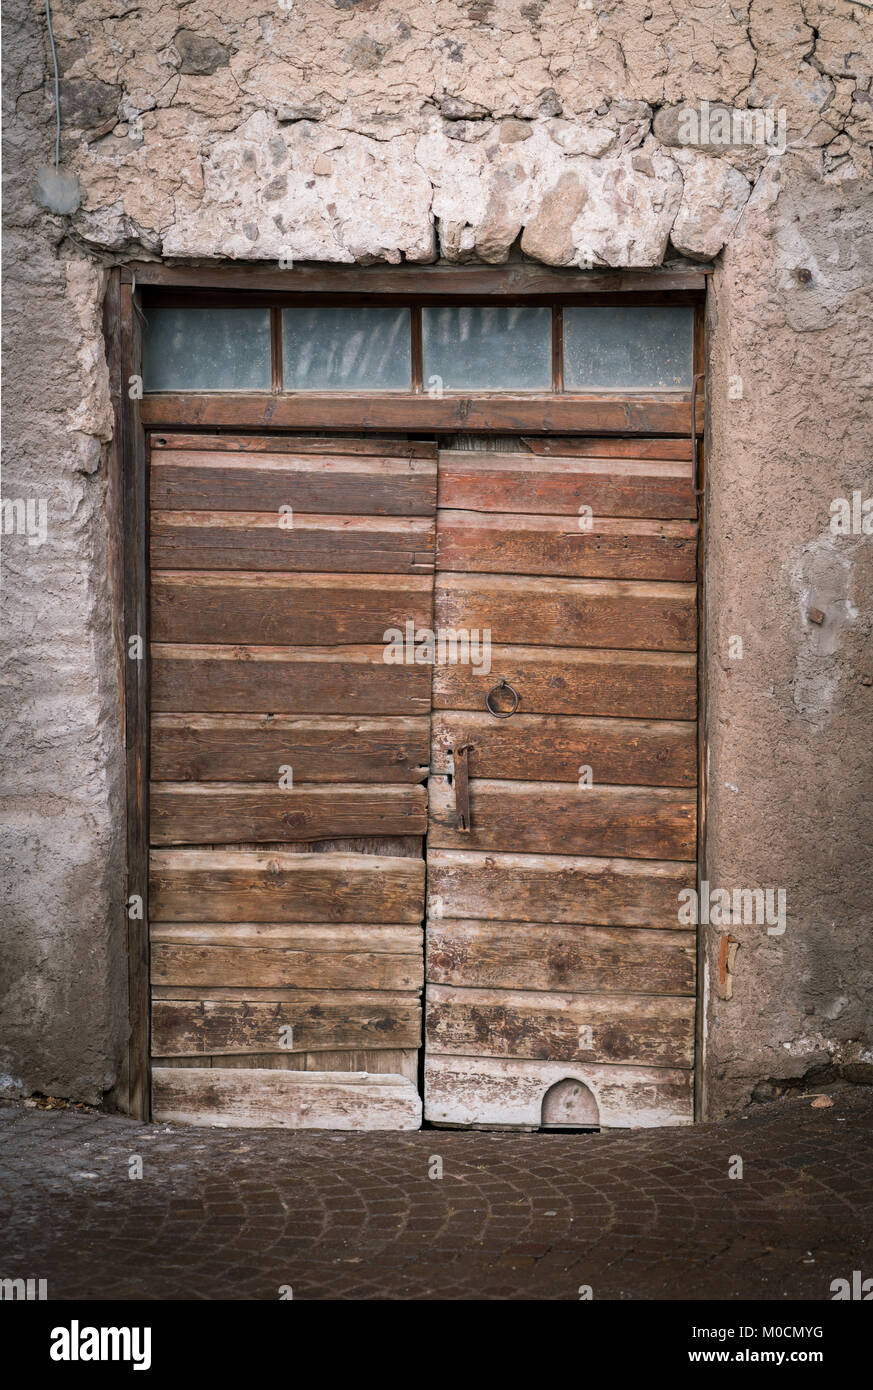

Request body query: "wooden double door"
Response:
[147, 432, 698, 1130]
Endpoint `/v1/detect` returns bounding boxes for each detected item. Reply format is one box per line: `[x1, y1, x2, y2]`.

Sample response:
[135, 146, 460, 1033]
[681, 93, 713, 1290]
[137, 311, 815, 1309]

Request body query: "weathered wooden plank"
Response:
[151, 572, 433, 646]
[150, 782, 427, 845]
[437, 512, 697, 581]
[428, 779, 696, 860]
[433, 646, 697, 720]
[150, 923, 422, 949]
[428, 849, 692, 927]
[424, 1056, 693, 1128]
[141, 393, 695, 437]
[153, 1047, 419, 1080]
[522, 436, 693, 461]
[131, 259, 707, 293]
[150, 512, 435, 573]
[149, 849, 425, 923]
[150, 449, 438, 515]
[153, 1053, 306, 1070]
[153, 983, 411, 1001]
[435, 575, 696, 652]
[151, 645, 432, 715]
[151, 714, 430, 784]
[152, 1067, 422, 1130]
[305, 1049, 418, 1081]
[151, 435, 438, 458]
[120, 278, 151, 1119]
[425, 985, 694, 1067]
[152, 992, 421, 1055]
[426, 921, 695, 995]
[151, 936, 423, 991]
[437, 453, 696, 517]
[431, 712, 696, 787]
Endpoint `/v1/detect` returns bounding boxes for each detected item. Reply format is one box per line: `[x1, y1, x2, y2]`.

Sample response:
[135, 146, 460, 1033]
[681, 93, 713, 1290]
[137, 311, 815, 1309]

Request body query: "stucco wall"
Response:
[1, 0, 871, 1115]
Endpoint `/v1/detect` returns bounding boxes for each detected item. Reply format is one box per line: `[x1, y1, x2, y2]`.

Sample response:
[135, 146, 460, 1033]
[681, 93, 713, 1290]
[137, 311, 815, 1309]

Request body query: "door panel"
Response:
[424, 1057, 692, 1129]
[426, 985, 695, 1068]
[435, 574, 697, 650]
[437, 512, 698, 580]
[437, 450, 697, 517]
[433, 646, 697, 719]
[424, 440, 699, 1129]
[426, 921, 696, 995]
[151, 644, 432, 714]
[150, 782, 427, 846]
[428, 849, 694, 926]
[431, 712, 696, 787]
[150, 443, 438, 515]
[148, 434, 435, 1128]
[151, 1068, 422, 1131]
[151, 715, 429, 784]
[150, 511, 435, 572]
[152, 572, 434, 646]
[427, 780, 696, 860]
[150, 848, 425, 922]
[145, 431, 699, 1131]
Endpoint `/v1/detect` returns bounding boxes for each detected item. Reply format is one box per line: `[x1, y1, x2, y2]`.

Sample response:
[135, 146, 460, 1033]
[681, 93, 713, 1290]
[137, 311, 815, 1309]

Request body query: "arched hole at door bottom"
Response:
[540, 1078, 601, 1132]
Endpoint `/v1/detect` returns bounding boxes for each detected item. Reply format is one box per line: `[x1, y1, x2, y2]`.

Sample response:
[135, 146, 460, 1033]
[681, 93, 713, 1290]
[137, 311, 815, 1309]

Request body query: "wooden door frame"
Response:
[105, 261, 708, 1121]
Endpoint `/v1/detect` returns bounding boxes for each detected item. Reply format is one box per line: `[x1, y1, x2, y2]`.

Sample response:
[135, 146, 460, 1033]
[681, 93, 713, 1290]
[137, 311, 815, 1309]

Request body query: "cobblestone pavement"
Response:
[1, 1087, 871, 1301]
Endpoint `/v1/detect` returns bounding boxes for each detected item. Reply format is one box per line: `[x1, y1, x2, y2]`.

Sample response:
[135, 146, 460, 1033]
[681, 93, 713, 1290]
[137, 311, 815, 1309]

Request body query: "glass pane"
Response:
[282, 307, 410, 390]
[422, 306, 552, 391]
[143, 307, 271, 391]
[563, 306, 694, 390]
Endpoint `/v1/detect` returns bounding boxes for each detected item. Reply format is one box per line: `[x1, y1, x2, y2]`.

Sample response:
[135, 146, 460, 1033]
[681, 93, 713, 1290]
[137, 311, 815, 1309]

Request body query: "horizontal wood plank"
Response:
[141, 393, 696, 436]
[428, 849, 693, 927]
[437, 511, 697, 581]
[150, 449, 437, 515]
[151, 922, 421, 948]
[151, 645, 432, 715]
[153, 1047, 419, 1082]
[425, 984, 694, 1067]
[151, 939, 425, 995]
[151, 714, 430, 784]
[305, 1048, 418, 1081]
[152, 1052, 305, 1070]
[150, 512, 435, 573]
[428, 779, 696, 860]
[424, 1056, 693, 1128]
[522, 436, 693, 460]
[435, 574, 696, 651]
[132, 260, 707, 293]
[432, 645, 697, 719]
[150, 435, 438, 458]
[149, 849, 425, 923]
[152, 1067, 422, 1129]
[437, 453, 696, 517]
[151, 782, 427, 844]
[431, 712, 696, 787]
[151, 572, 433, 646]
[152, 992, 420, 1055]
[426, 921, 695, 995]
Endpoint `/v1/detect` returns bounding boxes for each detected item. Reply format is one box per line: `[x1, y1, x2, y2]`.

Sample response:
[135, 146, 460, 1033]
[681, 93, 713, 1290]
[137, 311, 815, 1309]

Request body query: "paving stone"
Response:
[1, 1088, 871, 1300]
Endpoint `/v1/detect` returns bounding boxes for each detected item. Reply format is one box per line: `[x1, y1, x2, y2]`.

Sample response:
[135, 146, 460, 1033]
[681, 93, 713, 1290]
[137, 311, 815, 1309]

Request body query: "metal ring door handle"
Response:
[485, 678, 520, 719]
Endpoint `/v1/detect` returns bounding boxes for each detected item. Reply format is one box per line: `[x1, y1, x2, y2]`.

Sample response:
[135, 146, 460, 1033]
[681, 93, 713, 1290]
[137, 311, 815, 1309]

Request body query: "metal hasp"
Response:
[453, 743, 473, 833]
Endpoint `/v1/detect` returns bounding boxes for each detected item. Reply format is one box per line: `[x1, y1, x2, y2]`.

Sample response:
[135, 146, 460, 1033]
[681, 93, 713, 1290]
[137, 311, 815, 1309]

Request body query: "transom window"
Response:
[142, 300, 694, 394]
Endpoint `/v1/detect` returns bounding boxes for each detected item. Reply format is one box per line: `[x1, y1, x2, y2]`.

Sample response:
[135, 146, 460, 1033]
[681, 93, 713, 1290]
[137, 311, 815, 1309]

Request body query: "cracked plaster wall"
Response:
[1, 0, 871, 1115]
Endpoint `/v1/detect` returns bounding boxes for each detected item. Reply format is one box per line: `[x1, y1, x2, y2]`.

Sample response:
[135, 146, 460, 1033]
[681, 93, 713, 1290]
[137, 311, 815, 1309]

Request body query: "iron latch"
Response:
[452, 743, 472, 833]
